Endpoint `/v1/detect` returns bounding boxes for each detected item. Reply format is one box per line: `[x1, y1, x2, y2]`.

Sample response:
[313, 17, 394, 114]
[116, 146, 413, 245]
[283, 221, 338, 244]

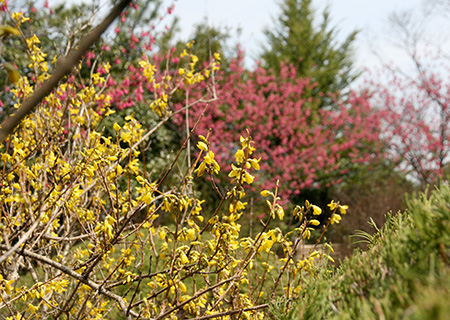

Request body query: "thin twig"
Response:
[0, 245, 142, 319]
[0, 0, 133, 142]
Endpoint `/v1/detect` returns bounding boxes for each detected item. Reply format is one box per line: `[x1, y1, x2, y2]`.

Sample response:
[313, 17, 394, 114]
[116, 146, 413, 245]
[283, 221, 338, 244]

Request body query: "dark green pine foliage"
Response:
[261, 0, 358, 101]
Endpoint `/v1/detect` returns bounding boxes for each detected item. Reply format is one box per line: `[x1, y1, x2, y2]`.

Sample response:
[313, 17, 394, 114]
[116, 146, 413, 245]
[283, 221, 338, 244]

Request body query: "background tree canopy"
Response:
[261, 0, 358, 103]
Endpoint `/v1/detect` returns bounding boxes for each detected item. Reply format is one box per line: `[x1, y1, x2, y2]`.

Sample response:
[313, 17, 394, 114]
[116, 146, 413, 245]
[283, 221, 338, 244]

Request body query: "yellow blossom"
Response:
[195, 162, 206, 177]
[113, 122, 121, 131]
[276, 205, 284, 220]
[330, 213, 342, 224]
[312, 204, 322, 215]
[248, 157, 261, 170]
[260, 190, 273, 198]
[328, 200, 338, 211]
[197, 141, 208, 151]
[242, 171, 254, 184]
[179, 251, 189, 264]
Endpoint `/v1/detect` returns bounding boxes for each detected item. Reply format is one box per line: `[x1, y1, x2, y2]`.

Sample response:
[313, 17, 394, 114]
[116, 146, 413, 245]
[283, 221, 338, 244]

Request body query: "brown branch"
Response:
[0, 218, 41, 264]
[191, 304, 269, 320]
[156, 103, 210, 190]
[156, 277, 240, 320]
[0, 0, 133, 143]
[0, 245, 143, 319]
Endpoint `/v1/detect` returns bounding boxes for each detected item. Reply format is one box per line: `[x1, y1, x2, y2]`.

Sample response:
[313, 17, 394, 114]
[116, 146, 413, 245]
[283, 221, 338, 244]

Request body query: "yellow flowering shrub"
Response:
[0, 8, 347, 320]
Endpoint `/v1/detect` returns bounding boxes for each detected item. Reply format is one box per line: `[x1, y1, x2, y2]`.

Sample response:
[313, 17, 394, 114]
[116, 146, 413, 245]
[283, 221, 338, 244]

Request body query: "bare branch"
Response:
[0, 0, 133, 143]
[0, 245, 143, 319]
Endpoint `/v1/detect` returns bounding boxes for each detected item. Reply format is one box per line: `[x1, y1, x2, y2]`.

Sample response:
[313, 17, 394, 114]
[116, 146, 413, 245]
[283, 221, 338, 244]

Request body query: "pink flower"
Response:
[130, 35, 139, 43]
[86, 51, 95, 59]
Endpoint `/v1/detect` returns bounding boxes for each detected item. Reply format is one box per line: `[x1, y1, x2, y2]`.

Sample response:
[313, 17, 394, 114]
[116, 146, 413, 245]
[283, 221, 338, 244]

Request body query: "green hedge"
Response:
[283, 183, 450, 320]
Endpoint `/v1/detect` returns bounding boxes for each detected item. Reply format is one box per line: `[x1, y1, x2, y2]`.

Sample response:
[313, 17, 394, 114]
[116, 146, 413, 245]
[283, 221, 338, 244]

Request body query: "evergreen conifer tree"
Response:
[261, 0, 358, 101]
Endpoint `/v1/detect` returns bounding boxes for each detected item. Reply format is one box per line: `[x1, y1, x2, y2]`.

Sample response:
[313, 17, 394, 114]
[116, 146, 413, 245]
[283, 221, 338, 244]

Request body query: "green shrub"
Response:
[284, 184, 450, 319]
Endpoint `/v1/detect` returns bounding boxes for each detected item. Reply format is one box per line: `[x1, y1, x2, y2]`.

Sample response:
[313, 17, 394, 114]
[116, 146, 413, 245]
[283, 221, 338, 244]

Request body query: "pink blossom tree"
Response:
[177, 53, 383, 201]
[368, 56, 450, 185]
[367, 6, 450, 186]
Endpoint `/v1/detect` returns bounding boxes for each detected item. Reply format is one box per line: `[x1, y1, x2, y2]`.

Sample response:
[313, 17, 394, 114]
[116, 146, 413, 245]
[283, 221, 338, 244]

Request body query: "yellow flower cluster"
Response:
[228, 135, 261, 185]
[0, 29, 158, 316]
[0, 17, 349, 319]
[195, 135, 220, 177]
[11, 11, 30, 25]
[140, 41, 221, 117]
[328, 200, 348, 224]
[26, 34, 48, 77]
